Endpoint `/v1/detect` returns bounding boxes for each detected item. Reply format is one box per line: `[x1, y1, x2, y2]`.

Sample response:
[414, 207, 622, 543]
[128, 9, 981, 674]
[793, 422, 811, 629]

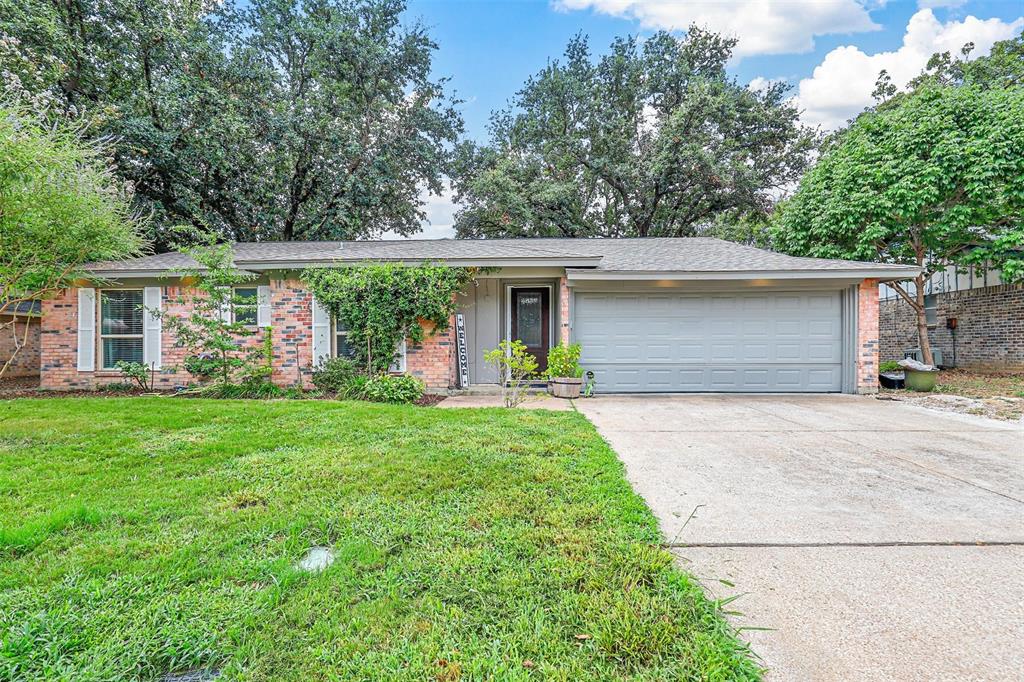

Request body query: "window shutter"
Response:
[389, 338, 407, 373]
[217, 286, 231, 322]
[257, 285, 272, 327]
[77, 288, 96, 371]
[311, 295, 330, 366]
[143, 286, 162, 369]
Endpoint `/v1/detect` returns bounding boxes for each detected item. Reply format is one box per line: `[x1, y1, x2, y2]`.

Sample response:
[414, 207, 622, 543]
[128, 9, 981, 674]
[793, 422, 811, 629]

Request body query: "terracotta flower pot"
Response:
[549, 377, 583, 399]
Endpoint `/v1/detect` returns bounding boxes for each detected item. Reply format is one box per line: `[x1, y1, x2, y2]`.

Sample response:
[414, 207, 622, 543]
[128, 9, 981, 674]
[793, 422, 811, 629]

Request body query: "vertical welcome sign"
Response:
[455, 313, 470, 388]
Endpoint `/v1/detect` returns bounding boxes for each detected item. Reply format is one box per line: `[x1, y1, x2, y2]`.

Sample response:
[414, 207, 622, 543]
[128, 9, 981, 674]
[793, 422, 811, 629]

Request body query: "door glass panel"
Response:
[516, 293, 542, 347]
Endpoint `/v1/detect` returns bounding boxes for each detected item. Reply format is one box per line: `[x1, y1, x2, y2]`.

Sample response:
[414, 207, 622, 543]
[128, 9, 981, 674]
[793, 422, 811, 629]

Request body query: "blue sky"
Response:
[393, 0, 1024, 237]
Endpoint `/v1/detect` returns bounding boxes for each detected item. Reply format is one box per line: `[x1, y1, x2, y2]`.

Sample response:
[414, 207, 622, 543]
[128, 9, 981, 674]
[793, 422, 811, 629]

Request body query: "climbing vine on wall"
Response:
[302, 263, 476, 373]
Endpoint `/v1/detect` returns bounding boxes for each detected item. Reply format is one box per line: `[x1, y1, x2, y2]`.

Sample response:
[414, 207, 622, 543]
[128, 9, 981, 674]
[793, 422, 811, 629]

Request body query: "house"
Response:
[880, 265, 1024, 369]
[40, 238, 919, 394]
[1, 300, 42, 379]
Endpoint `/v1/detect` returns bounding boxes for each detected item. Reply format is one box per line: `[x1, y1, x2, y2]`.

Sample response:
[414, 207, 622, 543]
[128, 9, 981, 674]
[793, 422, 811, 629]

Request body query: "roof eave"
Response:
[566, 267, 922, 283]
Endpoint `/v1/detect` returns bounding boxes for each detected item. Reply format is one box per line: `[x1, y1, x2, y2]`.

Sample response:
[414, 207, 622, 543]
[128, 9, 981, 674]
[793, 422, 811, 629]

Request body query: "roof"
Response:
[86, 237, 920, 281]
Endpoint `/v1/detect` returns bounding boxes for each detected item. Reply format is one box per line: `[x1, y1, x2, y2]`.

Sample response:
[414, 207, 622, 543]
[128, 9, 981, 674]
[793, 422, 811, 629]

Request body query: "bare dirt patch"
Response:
[880, 369, 1024, 421]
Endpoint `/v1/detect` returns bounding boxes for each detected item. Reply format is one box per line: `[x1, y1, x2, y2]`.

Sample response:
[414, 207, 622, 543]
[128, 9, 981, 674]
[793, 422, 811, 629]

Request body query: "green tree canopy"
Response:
[772, 80, 1024, 364]
[0, 105, 145, 377]
[452, 29, 817, 239]
[1, 0, 462, 249]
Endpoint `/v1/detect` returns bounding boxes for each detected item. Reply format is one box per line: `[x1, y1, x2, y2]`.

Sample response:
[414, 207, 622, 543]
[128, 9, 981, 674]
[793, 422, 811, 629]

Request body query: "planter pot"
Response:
[549, 377, 583, 399]
[904, 368, 938, 392]
[878, 371, 905, 390]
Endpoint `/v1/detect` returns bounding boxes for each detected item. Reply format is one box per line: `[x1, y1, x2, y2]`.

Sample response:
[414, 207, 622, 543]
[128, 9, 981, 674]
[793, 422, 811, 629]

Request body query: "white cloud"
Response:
[553, 0, 879, 57]
[794, 9, 1023, 130]
[381, 182, 457, 240]
[747, 76, 786, 93]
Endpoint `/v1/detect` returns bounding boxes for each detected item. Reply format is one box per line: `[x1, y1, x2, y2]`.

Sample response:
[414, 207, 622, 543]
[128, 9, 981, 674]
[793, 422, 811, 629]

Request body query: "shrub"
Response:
[114, 361, 156, 391]
[192, 380, 287, 400]
[184, 353, 220, 379]
[879, 360, 902, 373]
[484, 340, 539, 408]
[546, 343, 583, 379]
[312, 357, 361, 394]
[362, 374, 425, 404]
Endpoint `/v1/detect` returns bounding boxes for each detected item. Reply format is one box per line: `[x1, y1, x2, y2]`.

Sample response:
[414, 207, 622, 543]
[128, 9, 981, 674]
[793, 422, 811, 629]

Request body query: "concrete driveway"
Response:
[576, 395, 1024, 681]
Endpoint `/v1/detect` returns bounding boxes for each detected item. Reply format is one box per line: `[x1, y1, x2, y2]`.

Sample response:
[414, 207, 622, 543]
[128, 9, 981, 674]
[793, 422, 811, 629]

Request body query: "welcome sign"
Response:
[455, 313, 470, 388]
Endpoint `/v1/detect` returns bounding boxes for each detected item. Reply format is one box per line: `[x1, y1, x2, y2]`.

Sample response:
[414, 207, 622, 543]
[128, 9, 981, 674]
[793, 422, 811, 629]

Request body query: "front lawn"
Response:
[0, 399, 757, 681]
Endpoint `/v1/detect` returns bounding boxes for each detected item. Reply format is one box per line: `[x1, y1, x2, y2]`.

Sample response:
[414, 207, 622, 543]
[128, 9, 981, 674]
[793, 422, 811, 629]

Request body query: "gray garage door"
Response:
[574, 291, 843, 392]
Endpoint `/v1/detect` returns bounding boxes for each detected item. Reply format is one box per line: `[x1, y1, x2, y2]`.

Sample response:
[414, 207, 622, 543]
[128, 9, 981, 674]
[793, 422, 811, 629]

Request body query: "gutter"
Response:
[565, 267, 922, 283]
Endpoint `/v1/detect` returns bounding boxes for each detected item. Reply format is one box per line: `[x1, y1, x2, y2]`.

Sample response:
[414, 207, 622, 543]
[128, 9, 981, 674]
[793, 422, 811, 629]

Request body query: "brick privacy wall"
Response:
[879, 283, 1024, 369]
[857, 279, 880, 394]
[0, 314, 40, 377]
[40, 280, 456, 391]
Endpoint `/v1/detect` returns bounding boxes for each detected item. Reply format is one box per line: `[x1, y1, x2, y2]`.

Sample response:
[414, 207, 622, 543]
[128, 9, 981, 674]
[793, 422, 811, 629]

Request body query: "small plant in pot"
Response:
[546, 343, 584, 399]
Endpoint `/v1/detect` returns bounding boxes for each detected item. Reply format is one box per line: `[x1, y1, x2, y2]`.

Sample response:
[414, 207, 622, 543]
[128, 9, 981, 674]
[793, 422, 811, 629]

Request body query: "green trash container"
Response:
[904, 368, 938, 392]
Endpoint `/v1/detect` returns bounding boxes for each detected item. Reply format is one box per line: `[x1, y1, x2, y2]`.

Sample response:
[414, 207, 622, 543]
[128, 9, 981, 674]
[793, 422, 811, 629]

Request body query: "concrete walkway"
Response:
[437, 394, 575, 410]
[576, 394, 1024, 681]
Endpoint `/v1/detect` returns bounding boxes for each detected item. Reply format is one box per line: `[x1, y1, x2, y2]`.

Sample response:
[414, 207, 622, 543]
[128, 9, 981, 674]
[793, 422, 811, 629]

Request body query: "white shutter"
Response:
[217, 286, 231, 322]
[76, 288, 96, 371]
[388, 338, 407, 373]
[143, 286, 162, 370]
[257, 285, 272, 327]
[311, 295, 330, 366]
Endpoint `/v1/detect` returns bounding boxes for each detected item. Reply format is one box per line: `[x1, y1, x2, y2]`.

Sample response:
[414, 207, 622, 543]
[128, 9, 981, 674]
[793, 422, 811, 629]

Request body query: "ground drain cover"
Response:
[297, 546, 335, 572]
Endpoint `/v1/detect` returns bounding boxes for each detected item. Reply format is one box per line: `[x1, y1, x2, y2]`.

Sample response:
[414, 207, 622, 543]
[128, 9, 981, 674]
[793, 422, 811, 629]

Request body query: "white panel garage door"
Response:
[574, 291, 843, 392]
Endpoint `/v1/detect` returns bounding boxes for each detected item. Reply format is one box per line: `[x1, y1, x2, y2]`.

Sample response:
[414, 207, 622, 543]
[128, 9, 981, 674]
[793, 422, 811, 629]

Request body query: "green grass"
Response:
[0, 398, 758, 681]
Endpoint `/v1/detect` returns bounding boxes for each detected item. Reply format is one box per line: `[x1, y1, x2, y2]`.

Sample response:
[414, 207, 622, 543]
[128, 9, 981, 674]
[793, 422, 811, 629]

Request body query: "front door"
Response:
[510, 288, 550, 373]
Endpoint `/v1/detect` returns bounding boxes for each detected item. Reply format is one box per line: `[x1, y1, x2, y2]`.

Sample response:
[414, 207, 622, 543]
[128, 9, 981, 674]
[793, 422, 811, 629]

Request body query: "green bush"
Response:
[191, 380, 287, 400]
[546, 342, 583, 379]
[114, 361, 155, 391]
[362, 374, 425, 404]
[184, 353, 220, 378]
[879, 360, 902, 373]
[311, 357, 361, 394]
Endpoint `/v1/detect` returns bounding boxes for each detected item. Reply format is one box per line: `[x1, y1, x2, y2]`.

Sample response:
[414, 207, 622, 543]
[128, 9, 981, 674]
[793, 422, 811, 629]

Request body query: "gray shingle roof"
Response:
[86, 237, 918, 277]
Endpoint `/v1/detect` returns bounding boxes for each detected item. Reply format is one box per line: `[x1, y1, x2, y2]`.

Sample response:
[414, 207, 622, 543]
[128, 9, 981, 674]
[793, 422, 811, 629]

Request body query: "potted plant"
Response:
[898, 357, 939, 392]
[546, 343, 584, 399]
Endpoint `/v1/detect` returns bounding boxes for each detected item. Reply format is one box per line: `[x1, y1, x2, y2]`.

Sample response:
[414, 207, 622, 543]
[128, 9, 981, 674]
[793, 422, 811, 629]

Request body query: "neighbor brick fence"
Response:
[0, 314, 41, 378]
[879, 283, 1024, 370]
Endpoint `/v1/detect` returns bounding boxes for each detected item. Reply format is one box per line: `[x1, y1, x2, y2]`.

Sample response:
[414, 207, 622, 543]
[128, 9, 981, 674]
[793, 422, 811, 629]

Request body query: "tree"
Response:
[0, 0, 462, 248]
[158, 238, 271, 386]
[771, 83, 1024, 365]
[0, 105, 145, 379]
[452, 29, 816, 239]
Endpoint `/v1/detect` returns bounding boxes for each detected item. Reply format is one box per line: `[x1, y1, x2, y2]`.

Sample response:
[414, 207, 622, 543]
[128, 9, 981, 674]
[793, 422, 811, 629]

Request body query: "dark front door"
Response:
[510, 288, 550, 373]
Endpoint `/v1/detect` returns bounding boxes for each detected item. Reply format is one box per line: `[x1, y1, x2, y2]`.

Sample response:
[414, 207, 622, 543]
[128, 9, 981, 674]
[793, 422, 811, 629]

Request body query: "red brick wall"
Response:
[40, 280, 456, 391]
[0, 314, 40, 378]
[406, 316, 455, 391]
[857, 278, 880, 394]
[558, 276, 570, 345]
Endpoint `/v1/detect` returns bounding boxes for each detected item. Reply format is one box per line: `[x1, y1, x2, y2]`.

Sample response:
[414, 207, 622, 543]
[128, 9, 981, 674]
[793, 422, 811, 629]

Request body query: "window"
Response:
[100, 290, 143, 369]
[233, 287, 258, 326]
[334, 318, 406, 371]
[334, 318, 355, 359]
[924, 294, 938, 326]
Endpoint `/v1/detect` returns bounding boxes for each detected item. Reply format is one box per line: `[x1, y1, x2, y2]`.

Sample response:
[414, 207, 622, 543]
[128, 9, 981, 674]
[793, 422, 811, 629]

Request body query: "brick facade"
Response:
[0, 314, 40, 378]
[558, 276, 570, 345]
[857, 279, 880, 394]
[879, 283, 1024, 370]
[40, 279, 454, 392]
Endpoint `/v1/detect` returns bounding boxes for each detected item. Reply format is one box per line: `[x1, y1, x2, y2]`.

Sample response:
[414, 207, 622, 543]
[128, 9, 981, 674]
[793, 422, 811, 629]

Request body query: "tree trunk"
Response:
[913, 273, 934, 366]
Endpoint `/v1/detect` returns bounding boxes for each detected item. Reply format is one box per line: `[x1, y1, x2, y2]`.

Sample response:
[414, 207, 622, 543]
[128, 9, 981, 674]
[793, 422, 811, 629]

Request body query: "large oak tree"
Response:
[1, 0, 462, 248]
[452, 29, 817, 239]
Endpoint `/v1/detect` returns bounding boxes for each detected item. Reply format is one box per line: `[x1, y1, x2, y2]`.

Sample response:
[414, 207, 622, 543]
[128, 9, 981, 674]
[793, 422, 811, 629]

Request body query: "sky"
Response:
[393, 0, 1024, 239]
